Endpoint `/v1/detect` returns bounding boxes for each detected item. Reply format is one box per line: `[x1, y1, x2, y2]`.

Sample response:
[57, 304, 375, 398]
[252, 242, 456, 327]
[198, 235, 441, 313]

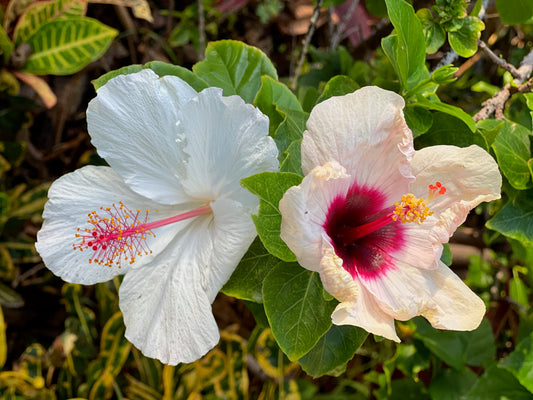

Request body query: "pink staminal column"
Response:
[72, 201, 211, 267]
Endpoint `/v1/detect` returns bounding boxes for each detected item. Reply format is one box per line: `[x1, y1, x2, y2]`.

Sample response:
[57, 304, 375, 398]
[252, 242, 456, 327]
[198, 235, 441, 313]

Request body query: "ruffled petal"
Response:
[36, 166, 194, 284]
[179, 88, 278, 208]
[119, 212, 217, 365]
[319, 245, 358, 303]
[410, 145, 502, 242]
[332, 284, 400, 342]
[87, 69, 197, 205]
[280, 161, 352, 272]
[119, 197, 258, 365]
[302, 86, 415, 203]
[360, 260, 485, 331]
[421, 261, 486, 330]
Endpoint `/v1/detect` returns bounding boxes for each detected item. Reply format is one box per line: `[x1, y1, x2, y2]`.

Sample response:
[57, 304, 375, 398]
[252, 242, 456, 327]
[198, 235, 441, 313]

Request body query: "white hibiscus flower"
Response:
[36, 69, 278, 364]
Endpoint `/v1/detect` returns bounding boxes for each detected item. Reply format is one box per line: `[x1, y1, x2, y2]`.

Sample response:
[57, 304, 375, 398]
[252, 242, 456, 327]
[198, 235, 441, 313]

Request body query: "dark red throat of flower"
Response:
[324, 182, 445, 280]
[72, 202, 211, 268]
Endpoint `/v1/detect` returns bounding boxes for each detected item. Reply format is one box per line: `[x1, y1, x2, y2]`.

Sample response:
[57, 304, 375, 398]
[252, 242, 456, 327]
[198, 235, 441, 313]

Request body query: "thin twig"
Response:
[473, 48, 533, 121]
[478, 40, 520, 78]
[290, 0, 324, 90]
[330, 0, 359, 49]
[166, 0, 175, 36]
[197, 0, 205, 60]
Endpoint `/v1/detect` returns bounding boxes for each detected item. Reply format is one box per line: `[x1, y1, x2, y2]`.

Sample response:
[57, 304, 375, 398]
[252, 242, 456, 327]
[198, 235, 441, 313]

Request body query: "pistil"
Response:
[73, 202, 211, 267]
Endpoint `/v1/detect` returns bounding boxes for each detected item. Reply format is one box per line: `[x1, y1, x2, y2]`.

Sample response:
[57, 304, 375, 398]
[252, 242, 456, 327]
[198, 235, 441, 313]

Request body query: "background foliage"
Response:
[1, 0, 533, 398]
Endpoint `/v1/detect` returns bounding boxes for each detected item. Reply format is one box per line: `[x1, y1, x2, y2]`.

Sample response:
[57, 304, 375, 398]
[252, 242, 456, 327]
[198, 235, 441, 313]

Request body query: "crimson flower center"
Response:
[324, 182, 445, 280]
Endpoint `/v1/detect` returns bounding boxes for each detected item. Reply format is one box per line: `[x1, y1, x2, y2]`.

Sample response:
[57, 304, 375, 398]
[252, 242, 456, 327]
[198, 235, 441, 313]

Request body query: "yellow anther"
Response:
[392, 194, 433, 225]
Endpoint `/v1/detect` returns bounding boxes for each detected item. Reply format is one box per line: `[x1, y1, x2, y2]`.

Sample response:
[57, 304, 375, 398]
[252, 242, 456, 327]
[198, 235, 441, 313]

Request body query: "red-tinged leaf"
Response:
[13, 71, 57, 108]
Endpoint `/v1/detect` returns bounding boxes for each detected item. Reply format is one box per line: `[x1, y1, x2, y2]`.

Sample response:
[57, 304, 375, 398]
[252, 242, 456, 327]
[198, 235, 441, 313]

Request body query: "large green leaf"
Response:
[487, 190, 533, 247]
[262, 262, 337, 361]
[279, 139, 303, 175]
[428, 368, 479, 400]
[316, 75, 360, 103]
[383, 0, 427, 90]
[23, 17, 117, 75]
[500, 331, 533, 393]
[492, 122, 532, 190]
[13, 0, 86, 45]
[241, 172, 302, 262]
[254, 75, 302, 135]
[413, 317, 495, 369]
[193, 40, 278, 104]
[415, 96, 476, 133]
[222, 237, 279, 303]
[496, 0, 533, 24]
[298, 324, 368, 378]
[417, 8, 446, 54]
[466, 364, 533, 400]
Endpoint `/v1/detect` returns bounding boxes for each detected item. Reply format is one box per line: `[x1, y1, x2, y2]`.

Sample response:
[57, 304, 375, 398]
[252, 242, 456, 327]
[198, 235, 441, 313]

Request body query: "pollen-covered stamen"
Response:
[392, 194, 432, 225]
[72, 202, 211, 268]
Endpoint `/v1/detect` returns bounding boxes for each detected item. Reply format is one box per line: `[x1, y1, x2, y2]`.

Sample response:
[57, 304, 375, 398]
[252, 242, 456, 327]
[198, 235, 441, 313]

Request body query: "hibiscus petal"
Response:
[301, 86, 415, 203]
[179, 88, 278, 208]
[410, 145, 501, 242]
[360, 260, 485, 331]
[36, 166, 191, 284]
[280, 161, 352, 272]
[204, 197, 259, 302]
[119, 196, 258, 365]
[332, 284, 400, 342]
[87, 69, 197, 205]
[119, 214, 219, 364]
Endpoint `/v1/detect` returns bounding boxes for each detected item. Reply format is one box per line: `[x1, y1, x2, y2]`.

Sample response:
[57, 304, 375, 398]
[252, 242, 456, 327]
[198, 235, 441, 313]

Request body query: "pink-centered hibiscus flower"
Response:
[36, 69, 278, 364]
[279, 87, 501, 341]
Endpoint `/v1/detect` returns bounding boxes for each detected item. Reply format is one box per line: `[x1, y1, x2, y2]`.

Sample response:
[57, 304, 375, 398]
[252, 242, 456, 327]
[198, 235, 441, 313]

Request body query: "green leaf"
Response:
[417, 8, 446, 54]
[428, 368, 478, 400]
[496, 0, 533, 24]
[316, 75, 360, 103]
[448, 17, 484, 58]
[477, 118, 505, 148]
[298, 324, 368, 378]
[193, 40, 278, 104]
[222, 237, 279, 303]
[383, 0, 427, 89]
[241, 172, 302, 262]
[91, 61, 210, 92]
[487, 191, 533, 247]
[415, 96, 476, 133]
[274, 109, 308, 158]
[366, 0, 388, 17]
[23, 17, 117, 75]
[414, 111, 486, 149]
[492, 122, 532, 190]
[145, 61, 209, 91]
[254, 75, 302, 136]
[413, 317, 495, 369]
[0, 25, 14, 63]
[500, 331, 533, 393]
[466, 364, 533, 399]
[404, 104, 433, 137]
[280, 139, 303, 175]
[262, 262, 337, 360]
[13, 0, 86, 45]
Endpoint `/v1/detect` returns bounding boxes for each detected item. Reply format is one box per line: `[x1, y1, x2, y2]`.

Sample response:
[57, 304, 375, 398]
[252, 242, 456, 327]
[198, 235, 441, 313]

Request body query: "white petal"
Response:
[87, 69, 197, 205]
[421, 261, 486, 331]
[179, 89, 278, 207]
[280, 161, 352, 272]
[302, 87, 415, 203]
[119, 197, 258, 365]
[204, 197, 258, 302]
[360, 260, 485, 331]
[332, 284, 400, 342]
[36, 166, 193, 284]
[410, 145, 502, 241]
